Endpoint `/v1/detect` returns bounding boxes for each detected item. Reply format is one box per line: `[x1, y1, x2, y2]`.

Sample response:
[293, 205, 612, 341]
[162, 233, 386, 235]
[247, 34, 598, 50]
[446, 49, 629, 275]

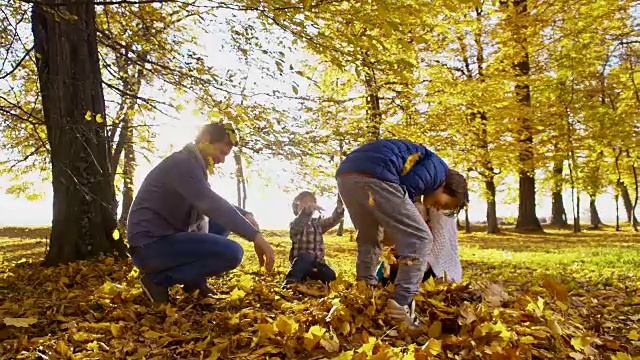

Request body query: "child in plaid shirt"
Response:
[283, 191, 344, 287]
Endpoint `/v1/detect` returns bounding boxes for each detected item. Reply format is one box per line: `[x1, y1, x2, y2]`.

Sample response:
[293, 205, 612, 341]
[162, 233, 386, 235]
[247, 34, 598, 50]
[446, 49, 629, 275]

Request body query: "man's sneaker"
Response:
[184, 284, 215, 298]
[139, 274, 169, 303]
[386, 299, 423, 329]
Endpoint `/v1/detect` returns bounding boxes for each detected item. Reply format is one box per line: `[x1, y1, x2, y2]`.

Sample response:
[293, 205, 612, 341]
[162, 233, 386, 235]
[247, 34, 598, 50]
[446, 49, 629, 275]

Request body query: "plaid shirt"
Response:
[289, 205, 344, 263]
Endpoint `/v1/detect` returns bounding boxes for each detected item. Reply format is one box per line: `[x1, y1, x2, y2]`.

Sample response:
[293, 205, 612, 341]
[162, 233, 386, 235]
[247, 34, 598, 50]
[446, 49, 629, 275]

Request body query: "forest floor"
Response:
[1, 226, 639, 359]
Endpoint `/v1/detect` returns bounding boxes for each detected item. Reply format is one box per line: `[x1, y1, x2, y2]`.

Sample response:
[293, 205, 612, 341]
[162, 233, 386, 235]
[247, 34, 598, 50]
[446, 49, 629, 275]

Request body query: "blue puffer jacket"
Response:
[336, 139, 449, 200]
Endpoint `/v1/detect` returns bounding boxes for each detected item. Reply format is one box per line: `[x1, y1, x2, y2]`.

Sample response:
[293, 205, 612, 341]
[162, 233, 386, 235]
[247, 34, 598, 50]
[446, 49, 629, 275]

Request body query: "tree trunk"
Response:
[615, 193, 620, 231]
[363, 66, 382, 141]
[620, 183, 638, 226]
[589, 195, 602, 229]
[507, 0, 542, 232]
[485, 178, 500, 234]
[550, 158, 568, 226]
[629, 150, 639, 232]
[32, 0, 127, 265]
[234, 149, 247, 208]
[464, 206, 471, 233]
[336, 194, 345, 236]
[574, 190, 581, 233]
[336, 139, 345, 236]
[118, 123, 135, 228]
[568, 148, 580, 233]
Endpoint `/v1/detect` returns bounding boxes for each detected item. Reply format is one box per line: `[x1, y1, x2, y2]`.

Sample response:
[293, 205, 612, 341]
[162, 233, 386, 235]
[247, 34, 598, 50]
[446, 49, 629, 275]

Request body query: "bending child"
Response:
[283, 191, 344, 287]
[377, 202, 462, 286]
[336, 139, 468, 329]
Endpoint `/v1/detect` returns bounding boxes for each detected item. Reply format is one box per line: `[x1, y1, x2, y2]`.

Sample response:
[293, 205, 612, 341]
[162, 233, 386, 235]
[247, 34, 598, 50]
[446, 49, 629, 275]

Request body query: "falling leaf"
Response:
[85, 110, 92, 121]
[3, 317, 37, 327]
[96, 113, 104, 123]
[112, 229, 120, 240]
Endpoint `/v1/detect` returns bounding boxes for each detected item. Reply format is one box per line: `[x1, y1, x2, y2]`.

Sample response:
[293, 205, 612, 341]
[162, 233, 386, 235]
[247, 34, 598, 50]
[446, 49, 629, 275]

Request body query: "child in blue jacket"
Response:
[336, 139, 468, 329]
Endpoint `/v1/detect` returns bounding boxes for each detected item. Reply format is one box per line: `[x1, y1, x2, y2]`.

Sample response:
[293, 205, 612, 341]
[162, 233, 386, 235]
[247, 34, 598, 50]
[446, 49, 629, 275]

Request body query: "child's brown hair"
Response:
[443, 169, 469, 214]
[292, 191, 316, 215]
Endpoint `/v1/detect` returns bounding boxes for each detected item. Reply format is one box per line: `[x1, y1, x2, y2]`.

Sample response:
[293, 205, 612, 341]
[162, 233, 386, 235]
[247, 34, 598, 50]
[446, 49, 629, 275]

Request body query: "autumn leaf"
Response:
[320, 331, 340, 352]
[422, 338, 442, 355]
[428, 321, 442, 338]
[274, 315, 298, 335]
[3, 317, 37, 327]
[303, 325, 326, 350]
[229, 288, 246, 301]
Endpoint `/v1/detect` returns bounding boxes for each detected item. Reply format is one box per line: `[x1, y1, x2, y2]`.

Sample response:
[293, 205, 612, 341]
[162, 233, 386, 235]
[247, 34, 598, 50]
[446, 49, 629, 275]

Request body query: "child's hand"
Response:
[305, 204, 324, 213]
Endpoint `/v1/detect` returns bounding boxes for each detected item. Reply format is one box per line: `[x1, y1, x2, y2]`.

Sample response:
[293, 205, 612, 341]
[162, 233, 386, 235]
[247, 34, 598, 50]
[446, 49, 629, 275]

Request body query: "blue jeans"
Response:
[285, 252, 336, 284]
[131, 218, 243, 289]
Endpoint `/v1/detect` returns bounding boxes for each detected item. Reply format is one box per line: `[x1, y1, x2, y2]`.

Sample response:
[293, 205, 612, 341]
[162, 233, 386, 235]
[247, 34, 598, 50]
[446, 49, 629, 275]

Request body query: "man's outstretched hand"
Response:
[253, 233, 275, 272]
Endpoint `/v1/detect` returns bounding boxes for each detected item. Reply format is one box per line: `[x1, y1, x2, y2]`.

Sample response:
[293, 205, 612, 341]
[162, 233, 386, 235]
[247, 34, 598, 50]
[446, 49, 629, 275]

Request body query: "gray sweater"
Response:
[126, 146, 259, 247]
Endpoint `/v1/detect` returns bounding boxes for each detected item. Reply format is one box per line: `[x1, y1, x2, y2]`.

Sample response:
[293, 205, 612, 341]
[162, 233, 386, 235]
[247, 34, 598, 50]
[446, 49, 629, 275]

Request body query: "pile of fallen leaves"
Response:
[1, 233, 639, 359]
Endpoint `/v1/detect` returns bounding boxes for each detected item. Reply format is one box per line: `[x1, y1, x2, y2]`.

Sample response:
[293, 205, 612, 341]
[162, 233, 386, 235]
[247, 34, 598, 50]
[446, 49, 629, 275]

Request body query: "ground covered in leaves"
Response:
[1, 226, 639, 359]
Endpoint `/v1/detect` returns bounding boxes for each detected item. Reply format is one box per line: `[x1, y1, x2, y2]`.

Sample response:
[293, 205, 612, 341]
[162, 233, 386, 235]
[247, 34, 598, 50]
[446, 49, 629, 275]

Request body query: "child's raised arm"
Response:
[320, 204, 345, 234]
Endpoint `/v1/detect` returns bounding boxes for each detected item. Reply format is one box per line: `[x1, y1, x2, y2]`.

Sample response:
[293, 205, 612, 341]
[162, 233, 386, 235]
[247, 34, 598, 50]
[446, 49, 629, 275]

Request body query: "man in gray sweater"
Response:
[127, 122, 275, 303]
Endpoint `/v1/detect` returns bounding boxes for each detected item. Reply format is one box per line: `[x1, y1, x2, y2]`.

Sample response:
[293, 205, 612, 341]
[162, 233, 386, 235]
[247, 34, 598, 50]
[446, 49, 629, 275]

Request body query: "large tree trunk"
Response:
[118, 123, 135, 227]
[550, 158, 568, 226]
[505, 0, 542, 232]
[589, 195, 602, 229]
[485, 178, 500, 234]
[32, 0, 127, 265]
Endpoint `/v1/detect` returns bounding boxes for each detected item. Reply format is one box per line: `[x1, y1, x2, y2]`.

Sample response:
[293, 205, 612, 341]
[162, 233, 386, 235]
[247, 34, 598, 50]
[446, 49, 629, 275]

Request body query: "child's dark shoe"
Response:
[281, 278, 298, 289]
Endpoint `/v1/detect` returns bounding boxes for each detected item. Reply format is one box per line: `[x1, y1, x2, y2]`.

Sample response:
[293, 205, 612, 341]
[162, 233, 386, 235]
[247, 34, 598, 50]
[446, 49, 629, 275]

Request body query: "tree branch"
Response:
[0, 45, 34, 80]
